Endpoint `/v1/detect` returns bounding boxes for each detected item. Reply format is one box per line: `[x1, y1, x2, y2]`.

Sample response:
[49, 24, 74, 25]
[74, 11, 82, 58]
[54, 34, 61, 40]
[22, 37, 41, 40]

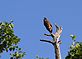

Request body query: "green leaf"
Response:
[1, 22, 5, 25]
[75, 43, 80, 48]
[5, 48, 8, 52]
[72, 35, 76, 40]
[70, 34, 76, 40]
[19, 48, 21, 50]
[12, 47, 15, 51]
[9, 24, 14, 28]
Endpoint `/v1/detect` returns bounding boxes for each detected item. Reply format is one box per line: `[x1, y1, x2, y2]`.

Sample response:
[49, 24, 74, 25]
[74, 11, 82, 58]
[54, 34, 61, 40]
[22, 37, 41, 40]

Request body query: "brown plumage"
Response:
[43, 17, 52, 33]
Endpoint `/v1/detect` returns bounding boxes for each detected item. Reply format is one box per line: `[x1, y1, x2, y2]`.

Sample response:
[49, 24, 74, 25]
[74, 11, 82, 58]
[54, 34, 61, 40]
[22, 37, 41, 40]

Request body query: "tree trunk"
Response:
[54, 42, 61, 59]
[40, 39, 61, 59]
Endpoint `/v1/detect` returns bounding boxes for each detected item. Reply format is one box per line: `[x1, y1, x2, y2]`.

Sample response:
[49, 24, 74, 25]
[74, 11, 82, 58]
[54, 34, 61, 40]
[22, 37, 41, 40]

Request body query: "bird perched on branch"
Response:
[43, 17, 52, 33]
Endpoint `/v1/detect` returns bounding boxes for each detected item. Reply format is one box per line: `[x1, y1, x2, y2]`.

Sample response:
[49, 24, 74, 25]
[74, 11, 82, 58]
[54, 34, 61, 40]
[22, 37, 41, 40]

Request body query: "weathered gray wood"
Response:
[41, 18, 62, 59]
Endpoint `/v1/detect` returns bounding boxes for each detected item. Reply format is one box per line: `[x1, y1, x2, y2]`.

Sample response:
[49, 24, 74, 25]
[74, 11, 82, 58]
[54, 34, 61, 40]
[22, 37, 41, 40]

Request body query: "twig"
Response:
[40, 39, 55, 45]
[44, 34, 51, 36]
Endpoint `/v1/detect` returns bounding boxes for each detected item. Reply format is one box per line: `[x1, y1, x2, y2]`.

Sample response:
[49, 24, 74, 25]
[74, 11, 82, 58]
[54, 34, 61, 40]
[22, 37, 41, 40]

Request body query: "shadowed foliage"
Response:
[66, 42, 82, 59]
[0, 21, 25, 59]
[66, 35, 82, 59]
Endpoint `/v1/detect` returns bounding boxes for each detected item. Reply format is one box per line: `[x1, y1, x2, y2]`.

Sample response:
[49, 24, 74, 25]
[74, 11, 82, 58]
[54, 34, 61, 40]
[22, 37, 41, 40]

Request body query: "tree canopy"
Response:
[65, 35, 82, 59]
[0, 21, 25, 59]
[0, 20, 82, 59]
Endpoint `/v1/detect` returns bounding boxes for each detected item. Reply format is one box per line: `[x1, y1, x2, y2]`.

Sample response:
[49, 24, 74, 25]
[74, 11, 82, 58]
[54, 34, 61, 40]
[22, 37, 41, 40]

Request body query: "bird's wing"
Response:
[43, 17, 52, 33]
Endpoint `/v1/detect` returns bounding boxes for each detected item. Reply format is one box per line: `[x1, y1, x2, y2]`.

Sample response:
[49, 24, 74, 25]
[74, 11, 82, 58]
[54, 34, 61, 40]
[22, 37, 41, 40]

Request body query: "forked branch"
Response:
[41, 17, 62, 59]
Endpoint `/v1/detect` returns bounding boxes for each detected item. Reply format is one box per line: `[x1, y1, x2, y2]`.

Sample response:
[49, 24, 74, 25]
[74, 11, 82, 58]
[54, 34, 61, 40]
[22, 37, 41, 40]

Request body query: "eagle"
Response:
[43, 17, 52, 33]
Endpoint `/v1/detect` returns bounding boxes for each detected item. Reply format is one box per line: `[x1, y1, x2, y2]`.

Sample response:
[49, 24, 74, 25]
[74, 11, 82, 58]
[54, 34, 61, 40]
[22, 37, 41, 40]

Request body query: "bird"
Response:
[43, 17, 52, 33]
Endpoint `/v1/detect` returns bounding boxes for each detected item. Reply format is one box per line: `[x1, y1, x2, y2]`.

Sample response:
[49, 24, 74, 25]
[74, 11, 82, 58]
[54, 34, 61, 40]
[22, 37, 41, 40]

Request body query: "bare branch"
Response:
[40, 39, 55, 45]
[44, 34, 51, 36]
[42, 17, 62, 59]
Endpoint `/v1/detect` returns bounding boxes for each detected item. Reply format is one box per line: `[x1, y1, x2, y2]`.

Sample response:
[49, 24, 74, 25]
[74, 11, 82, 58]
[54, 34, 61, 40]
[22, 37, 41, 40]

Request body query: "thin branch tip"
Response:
[44, 34, 51, 36]
[40, 39, 55, 45]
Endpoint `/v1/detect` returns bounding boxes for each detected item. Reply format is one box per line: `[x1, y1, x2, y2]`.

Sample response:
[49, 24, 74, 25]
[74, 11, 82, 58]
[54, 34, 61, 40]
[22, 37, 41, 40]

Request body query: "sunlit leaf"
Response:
[70, 34, 76, 40]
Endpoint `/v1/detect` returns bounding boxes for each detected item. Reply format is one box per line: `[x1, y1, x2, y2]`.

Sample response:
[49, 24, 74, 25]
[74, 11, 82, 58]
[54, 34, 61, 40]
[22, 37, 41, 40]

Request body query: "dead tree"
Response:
[40, 17, 62, 59]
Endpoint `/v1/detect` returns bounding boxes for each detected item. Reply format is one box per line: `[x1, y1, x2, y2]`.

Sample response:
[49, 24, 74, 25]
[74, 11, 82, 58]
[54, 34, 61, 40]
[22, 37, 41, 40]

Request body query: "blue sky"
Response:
[0, 0, 82, 59]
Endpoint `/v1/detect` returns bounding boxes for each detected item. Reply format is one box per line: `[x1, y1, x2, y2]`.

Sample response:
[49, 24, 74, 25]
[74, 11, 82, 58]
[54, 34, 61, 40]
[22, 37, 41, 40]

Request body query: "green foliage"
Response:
[66, 42, 82, 59]
[0, 21, 20, 53]
[65, 35, 82, 59]
[70, 34, 76, 41]
[0, 21, 25, 59]
[10, 48, 26, 59]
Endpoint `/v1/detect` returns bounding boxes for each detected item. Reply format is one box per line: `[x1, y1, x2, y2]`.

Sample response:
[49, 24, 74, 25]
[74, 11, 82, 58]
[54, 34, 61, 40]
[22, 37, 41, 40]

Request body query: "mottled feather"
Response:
[43, 17, 52, 33]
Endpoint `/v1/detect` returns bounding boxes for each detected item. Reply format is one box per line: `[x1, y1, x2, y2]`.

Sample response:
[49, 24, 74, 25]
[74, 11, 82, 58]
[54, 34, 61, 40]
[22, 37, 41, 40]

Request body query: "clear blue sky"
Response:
[0, 0, 82, 59]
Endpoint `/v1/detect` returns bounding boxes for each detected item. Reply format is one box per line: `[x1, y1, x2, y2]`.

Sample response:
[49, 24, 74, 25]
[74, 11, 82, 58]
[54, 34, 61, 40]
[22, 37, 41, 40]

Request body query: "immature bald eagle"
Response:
[43, 17, 52, 33]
